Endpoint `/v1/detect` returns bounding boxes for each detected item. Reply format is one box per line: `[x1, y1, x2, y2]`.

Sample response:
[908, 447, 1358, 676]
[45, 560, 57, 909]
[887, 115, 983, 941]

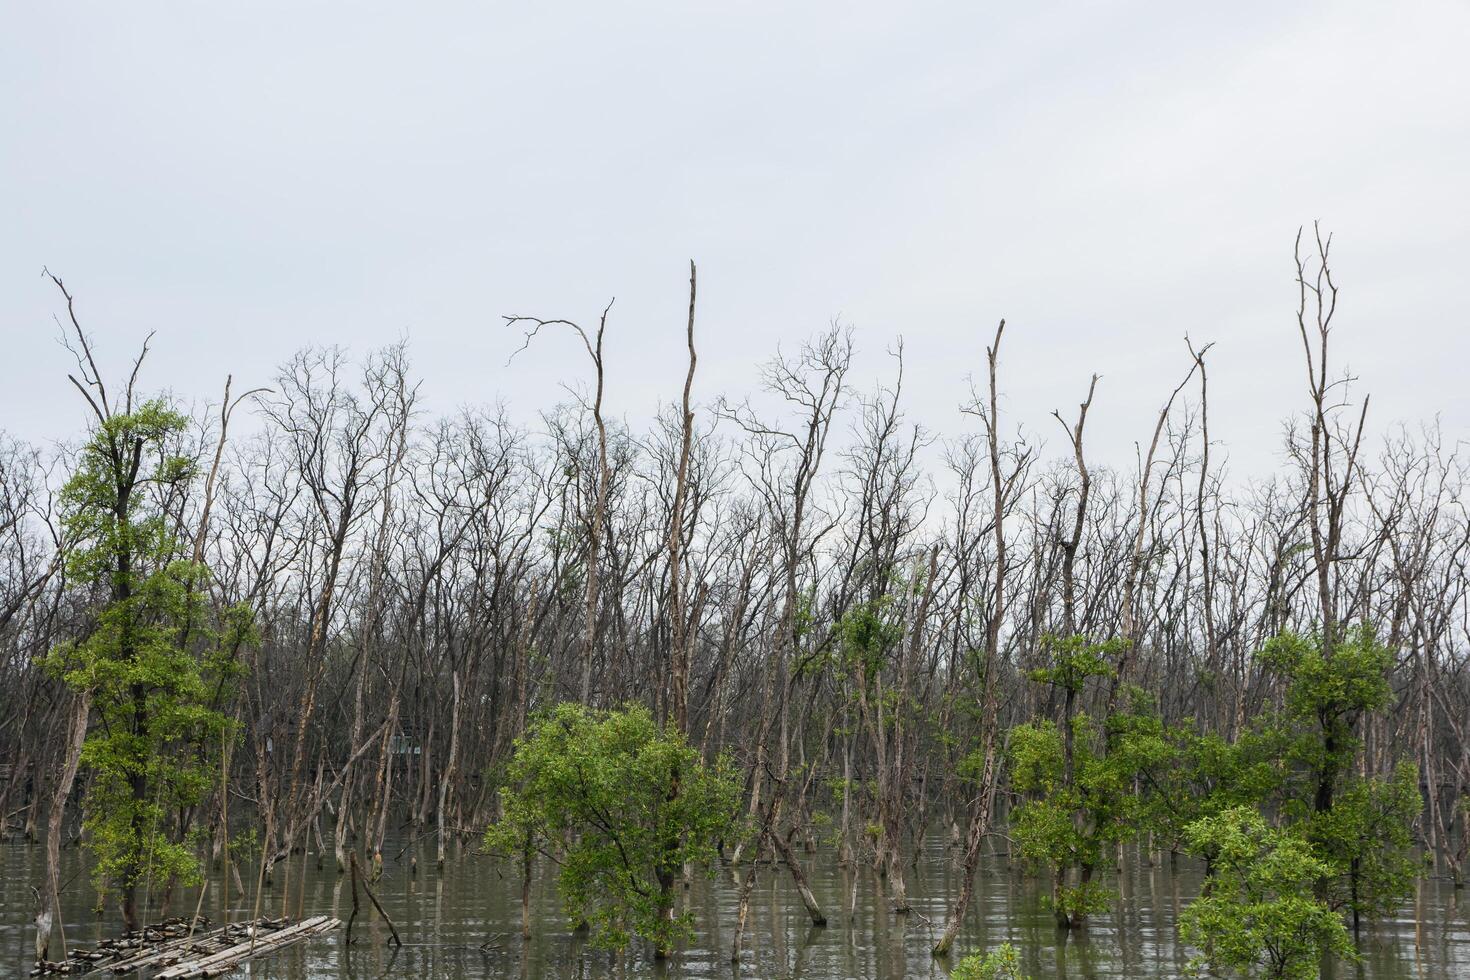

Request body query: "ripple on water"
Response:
[3, 837, 1469, 978]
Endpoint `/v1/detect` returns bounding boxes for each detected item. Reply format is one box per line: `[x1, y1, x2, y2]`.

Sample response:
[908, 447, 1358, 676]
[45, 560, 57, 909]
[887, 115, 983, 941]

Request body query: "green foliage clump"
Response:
[836, 594, 903, 677]
[1259, 627, 1393, 731]
[1001, 625, 1417, 954]
[484, 702, 740, 957]
[42, 401, 249, 921]
[951, 942, 1031, 980]
[1181, 807, 1354, 980]
[1118, 716, 1284, 858]
[1008, 713, 1134, 923]
[1007, 719, 1065, 797]
[1258, 627, 1392, 818]
[1025, 635, 1120, 692]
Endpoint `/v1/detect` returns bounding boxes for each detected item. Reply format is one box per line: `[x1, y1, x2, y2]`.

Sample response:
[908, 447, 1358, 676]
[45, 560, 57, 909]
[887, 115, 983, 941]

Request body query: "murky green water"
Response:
[4, 836, 1468, 978]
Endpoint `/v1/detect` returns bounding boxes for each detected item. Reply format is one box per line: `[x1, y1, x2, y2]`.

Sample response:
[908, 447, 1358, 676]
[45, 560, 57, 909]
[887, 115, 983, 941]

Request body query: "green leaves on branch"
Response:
[1258, 628, 1419, 921]
[836, 595, 903, 678]
[1026, 635, 1121, 692]
[1259, 626, 1393, 725]
[1006, 636, 1133, 924]
[1302, 762, 1422, 921]
[56, 402, 192, 585]
[1007, 714, 1133, 922]
[1181, 808, 1354, 980]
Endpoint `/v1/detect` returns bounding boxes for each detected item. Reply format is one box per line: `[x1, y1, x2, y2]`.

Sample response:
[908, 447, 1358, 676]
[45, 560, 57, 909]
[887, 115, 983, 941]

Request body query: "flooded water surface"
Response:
[4, 837, 1469, 978]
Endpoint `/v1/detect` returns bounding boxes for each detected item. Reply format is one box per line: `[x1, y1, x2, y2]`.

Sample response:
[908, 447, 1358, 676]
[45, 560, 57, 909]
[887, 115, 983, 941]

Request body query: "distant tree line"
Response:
[2, 232, 1466, 972]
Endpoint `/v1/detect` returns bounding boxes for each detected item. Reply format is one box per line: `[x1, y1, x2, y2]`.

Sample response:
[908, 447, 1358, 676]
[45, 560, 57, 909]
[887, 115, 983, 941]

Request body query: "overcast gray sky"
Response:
[3, 2, 1467, 479]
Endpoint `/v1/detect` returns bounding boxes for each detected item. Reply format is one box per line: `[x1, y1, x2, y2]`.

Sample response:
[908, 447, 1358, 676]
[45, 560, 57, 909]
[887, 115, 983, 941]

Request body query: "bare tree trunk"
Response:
[667, 262, 699, 735]
[369, 689, 401, 880]
[773, 824, 827, 926]
[936, 320, 1023, 958]
[934, 737, 999, 957]
[436, 671, 461, 870]
[40, 692, 89, 964]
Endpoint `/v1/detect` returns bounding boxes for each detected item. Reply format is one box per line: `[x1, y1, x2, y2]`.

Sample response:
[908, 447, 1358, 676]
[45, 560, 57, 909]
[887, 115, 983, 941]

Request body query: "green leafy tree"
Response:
[1167, 628, 1417, 975]
[1258, 627, 1393, 817]
[42, 399, 248, 929]
[485, 703, 739, 958]
[1258, 628, 1417, 923]
[1181, 807, 1354, 979]
[1008, 636, 1128, 927]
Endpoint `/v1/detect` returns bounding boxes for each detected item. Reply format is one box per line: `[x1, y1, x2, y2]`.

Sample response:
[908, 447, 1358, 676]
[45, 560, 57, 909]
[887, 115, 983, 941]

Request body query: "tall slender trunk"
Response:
[436, 671, 461, 870]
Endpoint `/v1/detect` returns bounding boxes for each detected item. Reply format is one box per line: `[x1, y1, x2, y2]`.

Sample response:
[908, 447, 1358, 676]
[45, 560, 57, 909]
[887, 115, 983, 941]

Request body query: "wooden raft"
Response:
[153, 915, 341, 978]
[33, 916, 212, 976]
[35, 915, 341, 977]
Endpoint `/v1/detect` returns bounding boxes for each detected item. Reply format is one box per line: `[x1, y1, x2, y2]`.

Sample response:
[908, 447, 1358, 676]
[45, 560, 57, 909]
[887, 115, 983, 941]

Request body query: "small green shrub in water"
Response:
[485, 702, 739, 958]
[951, 943, 1030, 980]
